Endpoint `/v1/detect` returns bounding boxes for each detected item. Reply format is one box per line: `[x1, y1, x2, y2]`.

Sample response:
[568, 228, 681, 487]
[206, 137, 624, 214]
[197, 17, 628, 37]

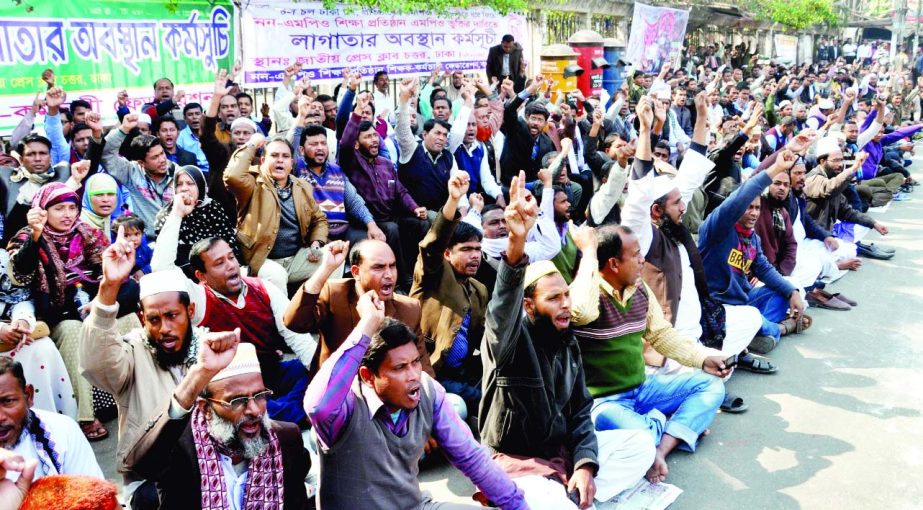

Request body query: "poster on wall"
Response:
[0, 1, 234, 134]
[239, 2, 529, 86]
[624, 2, 689, 73]
[774, 34, 798, 65]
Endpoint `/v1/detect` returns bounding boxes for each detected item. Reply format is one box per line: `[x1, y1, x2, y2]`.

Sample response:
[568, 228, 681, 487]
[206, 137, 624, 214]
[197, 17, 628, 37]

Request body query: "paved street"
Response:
[93, 160, 923, 510]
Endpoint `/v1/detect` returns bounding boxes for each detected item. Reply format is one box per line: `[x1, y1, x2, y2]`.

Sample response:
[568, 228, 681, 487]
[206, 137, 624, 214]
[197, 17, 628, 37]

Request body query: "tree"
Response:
[753, 0, 843, 31]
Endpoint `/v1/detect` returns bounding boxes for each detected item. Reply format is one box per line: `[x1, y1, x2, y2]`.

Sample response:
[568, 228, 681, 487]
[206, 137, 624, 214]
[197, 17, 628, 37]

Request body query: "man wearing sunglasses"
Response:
[127, 341, 310, 509]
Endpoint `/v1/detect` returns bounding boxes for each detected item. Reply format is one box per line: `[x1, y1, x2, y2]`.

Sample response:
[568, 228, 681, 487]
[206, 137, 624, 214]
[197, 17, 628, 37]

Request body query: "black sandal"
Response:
[720, 394, 749, 413]
[737, 353, 778, 374]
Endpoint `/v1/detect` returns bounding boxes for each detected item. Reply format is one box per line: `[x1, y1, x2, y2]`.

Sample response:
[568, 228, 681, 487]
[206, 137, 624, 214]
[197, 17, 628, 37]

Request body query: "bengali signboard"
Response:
[774, 34, 798, 65]
[0, 1, 234, 134]
[239, 2, 529, 86]
[624, 2, 689, 73]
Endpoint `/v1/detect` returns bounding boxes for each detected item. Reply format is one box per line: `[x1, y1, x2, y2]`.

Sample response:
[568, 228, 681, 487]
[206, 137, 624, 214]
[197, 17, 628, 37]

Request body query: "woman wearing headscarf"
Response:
[79, 173, 126, 234]
[6, 182, 140, 441]
[153, 165, 239, 275]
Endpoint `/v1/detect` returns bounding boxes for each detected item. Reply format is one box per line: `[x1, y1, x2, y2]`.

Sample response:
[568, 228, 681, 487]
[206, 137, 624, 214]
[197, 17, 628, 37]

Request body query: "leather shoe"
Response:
[857, 242, 894, 260]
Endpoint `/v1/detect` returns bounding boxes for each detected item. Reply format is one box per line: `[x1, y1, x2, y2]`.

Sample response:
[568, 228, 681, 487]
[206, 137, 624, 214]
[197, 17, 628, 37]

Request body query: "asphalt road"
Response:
[93, 160, 923, 509]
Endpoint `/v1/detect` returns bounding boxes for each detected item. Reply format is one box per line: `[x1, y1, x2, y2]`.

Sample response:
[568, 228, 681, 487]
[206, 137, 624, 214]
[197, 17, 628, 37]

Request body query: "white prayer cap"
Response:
[817, 98, 835, 110]
[524, 260, 562, 289]
[815, 136, 842, 158]
[777, 100, 792, 110]
[211, 342, 261, 383]
[230, 117, 259, 133]
[650, 174, 678, 201]
[137, 113, 152, 126]
[139, 269, 189, 300]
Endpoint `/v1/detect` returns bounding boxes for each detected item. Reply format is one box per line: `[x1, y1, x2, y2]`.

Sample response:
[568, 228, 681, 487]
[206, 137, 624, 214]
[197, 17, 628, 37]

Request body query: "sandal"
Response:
[737, 353, 778, 374]
[80, 419, 109, 442]
[720, 394, 748, 413]
[779, 314, 812, 336]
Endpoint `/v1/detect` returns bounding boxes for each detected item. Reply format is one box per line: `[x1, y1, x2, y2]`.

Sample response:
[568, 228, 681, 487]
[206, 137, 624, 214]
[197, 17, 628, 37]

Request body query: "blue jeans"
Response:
[748, 286, 790, 343]
[591, 372, 725, 452]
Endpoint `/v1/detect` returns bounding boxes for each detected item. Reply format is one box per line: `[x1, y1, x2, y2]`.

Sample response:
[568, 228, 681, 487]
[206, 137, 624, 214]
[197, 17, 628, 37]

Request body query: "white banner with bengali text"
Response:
[239, 2, 529, 86]
[774, 34, 798, 65]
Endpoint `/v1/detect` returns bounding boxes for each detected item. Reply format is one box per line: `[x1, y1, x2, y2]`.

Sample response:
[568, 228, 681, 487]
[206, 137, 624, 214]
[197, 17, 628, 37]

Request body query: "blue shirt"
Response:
[176, 126, 209, 172]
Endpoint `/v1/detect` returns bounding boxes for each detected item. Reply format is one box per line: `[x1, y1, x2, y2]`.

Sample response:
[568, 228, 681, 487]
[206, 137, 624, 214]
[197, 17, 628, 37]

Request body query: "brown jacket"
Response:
[804, 165, 876, 231]
[126, 398, 309, 510]
[224, 143, 328, 273]
[284, 277, 435, 377]
[411, 212, 487, 381]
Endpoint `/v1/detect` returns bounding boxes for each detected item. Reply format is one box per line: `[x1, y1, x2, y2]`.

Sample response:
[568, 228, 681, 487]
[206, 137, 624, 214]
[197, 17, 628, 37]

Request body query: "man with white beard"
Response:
[126, 341, 310, 509]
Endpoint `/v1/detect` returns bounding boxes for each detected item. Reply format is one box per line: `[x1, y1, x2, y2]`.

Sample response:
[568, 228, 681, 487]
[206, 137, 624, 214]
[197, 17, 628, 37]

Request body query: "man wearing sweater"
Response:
[571, 99, 729, 485]
[699, 148, 807, 355]
[305, 291, 526, 510]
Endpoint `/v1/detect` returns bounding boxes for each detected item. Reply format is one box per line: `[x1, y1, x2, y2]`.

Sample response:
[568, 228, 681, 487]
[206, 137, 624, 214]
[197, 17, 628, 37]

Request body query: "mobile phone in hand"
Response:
[723, 354, 739, 369]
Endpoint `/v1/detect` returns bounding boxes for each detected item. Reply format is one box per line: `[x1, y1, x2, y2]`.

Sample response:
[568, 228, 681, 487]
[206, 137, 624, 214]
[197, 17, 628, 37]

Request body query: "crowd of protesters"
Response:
[0, 31, 917, 510]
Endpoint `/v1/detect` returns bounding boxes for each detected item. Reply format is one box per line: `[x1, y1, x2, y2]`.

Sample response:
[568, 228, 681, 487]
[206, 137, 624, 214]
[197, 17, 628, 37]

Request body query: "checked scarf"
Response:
[190, 406, 284, 510]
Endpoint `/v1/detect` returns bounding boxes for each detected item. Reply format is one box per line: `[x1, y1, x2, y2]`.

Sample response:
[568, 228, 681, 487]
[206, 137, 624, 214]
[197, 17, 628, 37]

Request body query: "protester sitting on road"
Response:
[152, 200, 317, 427]
[480, 172, 654, 508]
[224, 133, 329, 292]
[0, 358, 104, 482]
[304, 291, 527, 510]
[127, 342, 310, 509]
[284, 239, 435, 380]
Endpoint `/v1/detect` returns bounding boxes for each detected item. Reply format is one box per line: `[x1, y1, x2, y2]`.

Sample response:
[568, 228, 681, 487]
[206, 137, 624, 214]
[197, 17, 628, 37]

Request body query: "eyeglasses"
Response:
[206, 389, 273, 411]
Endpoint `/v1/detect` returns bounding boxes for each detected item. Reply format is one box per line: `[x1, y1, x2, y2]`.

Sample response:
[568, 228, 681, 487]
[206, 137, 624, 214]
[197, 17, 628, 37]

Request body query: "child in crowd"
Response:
[111, 214, 153, 281]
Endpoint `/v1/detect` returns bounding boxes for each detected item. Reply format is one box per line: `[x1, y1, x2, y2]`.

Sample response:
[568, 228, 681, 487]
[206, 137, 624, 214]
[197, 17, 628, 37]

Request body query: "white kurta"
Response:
[5, 408, 104, 482]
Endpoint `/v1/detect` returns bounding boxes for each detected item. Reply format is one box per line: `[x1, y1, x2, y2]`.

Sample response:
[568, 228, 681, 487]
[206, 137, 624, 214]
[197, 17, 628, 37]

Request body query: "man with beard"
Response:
[622, 93, 767, 384]
[80, 226, 241, 509]
[755, 172, 799, 277]
[479, 173, 654, 509]
[128, 341, 310, 509]
[699, 147, 807, 355]
[339, 93, 429, 291]
[758, 135, 864, 284]
[288, 96, 339, 168]
[454, 104, 504, 203]
[411, 172, 486, 422]
[175, 102, 209, 171]
[306, 291, 525, 509]
[153, 116, 197, 166]
[294, 124, 383, 243]
[97, 113, 177, 239]
[500, 75, 556, 186]
[397, 78, 471, 213]
[152, 195, 318, 427]
[805, 136, 893, 260]
[0, 358, 103, 482]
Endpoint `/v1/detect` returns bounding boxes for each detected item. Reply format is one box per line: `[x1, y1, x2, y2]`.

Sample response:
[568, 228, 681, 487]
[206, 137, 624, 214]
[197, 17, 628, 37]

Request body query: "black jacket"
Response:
[499, 95, 555, 185]
[170, 146, 198, 167]
[479, 260, 598, 472]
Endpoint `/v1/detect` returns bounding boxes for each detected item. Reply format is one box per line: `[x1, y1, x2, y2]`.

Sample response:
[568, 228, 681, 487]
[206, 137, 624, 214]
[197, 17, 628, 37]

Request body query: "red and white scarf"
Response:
[191, 406, 285, 510]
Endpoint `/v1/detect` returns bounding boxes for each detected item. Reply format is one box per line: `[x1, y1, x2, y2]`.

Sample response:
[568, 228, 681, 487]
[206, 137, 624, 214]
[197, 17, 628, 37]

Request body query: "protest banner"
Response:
[774, 34, 798, 65]
[624, 2, 689, 74]
[0, 0, 234, 135]
[239, 2, 529, 86]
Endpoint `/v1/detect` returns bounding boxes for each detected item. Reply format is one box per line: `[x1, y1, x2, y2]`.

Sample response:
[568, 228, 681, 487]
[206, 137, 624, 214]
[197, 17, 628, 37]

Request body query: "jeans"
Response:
[748, 285, 790, 342]
[591, 371, 725, 452]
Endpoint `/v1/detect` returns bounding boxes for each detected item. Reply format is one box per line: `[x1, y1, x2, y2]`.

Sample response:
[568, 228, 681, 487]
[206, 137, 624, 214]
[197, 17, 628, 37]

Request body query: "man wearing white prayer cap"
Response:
[136, 113, 153, 135]
[126, 341, 310, 509]
[620, 90, 768, 409]
[78, 226, 242, 508]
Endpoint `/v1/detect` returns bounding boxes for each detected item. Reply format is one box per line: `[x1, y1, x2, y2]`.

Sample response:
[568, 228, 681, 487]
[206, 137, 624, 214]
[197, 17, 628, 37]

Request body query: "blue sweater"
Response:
[698, 171, 796, 306]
